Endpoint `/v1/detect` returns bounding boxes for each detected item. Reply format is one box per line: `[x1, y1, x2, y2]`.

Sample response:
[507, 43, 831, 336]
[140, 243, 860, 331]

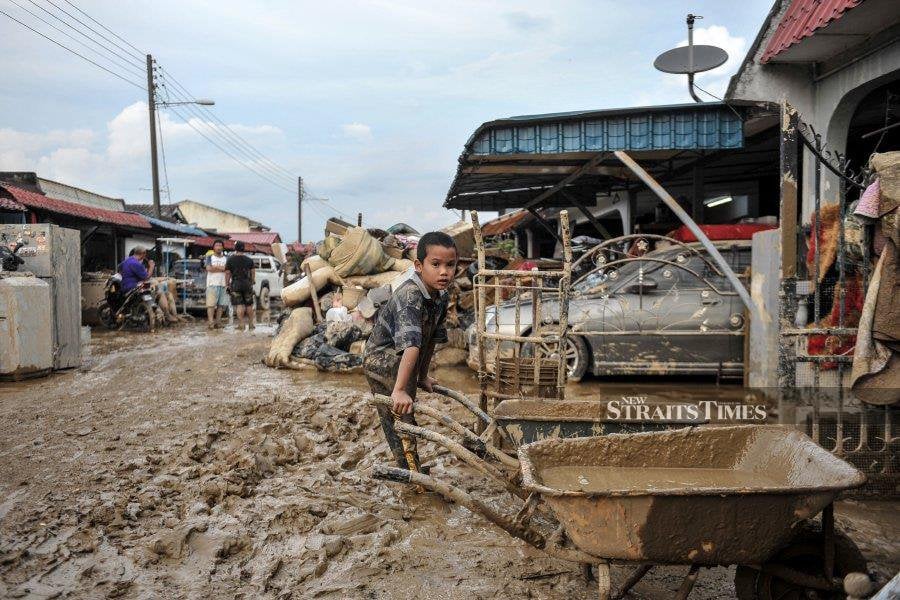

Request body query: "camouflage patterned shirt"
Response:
[363, 273, 448, 396]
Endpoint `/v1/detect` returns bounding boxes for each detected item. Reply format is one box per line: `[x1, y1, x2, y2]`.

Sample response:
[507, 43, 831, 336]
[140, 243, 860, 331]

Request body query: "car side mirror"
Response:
[624, 278, 659, 294]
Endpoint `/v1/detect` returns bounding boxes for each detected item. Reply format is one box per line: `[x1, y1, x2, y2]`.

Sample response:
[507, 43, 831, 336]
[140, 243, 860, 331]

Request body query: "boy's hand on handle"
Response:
[391, 389, 414, 415]
[418, 376, 437, 393]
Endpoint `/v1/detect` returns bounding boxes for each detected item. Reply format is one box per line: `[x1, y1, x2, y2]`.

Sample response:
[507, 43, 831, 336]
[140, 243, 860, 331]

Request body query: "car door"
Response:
[579, 247, 737, 374]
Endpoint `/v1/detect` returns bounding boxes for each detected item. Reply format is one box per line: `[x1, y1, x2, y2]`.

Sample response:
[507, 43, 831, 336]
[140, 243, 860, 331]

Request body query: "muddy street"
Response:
[1, 325, 897, 599]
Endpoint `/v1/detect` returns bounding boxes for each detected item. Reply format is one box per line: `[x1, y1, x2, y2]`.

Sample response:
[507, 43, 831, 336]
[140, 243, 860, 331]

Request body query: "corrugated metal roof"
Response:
[469, 102, 744, 156]
[37, 177, 125, 212]
[144, 215, 208, 237]
[1, 183, 152, 228]
[761, 0, 861, 63]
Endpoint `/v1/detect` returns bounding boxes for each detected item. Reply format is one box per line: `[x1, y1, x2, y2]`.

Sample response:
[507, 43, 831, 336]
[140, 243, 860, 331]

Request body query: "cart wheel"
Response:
[734, 522, 866, 600]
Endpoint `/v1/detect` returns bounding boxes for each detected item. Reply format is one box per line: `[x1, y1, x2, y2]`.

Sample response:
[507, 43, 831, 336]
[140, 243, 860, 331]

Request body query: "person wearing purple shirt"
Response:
[120, 246, 154, 292]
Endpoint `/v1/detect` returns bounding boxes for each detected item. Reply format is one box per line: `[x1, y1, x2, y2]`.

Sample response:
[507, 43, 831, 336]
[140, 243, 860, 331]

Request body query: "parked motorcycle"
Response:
[98, 274, 157, 332]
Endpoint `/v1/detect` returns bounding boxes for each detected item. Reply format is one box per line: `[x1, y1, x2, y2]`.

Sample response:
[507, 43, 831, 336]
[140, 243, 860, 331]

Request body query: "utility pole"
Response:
[146, 55, 161, 219]
[297, 176, 303, 244]
[146, 53, 164, 269]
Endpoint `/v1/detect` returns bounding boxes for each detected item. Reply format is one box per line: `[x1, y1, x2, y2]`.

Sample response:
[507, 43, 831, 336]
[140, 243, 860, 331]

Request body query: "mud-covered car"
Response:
[468, 239, 751, 380]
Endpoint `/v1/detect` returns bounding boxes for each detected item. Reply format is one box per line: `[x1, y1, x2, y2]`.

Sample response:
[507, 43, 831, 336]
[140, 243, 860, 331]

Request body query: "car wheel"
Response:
[535, 335, 590, 382]
[258, 286, 271, 310]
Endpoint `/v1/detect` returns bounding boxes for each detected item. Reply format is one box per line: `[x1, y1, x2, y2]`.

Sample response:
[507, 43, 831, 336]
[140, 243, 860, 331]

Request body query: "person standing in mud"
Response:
[363, 232, 457, 470]
[205, 240, 229, 329]
[225, 241, 256, 331]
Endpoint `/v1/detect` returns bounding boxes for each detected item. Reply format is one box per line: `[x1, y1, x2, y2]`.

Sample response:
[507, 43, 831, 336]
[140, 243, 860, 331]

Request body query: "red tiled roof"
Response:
[0, 194, 26, 212]
[761, 0, 861, 63]
[222, 231, 282, 245]
[1, 183, 151, 228]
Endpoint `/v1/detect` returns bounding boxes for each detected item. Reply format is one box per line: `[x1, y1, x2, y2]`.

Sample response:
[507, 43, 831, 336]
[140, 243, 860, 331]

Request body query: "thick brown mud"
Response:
[0, 324, 897, 598]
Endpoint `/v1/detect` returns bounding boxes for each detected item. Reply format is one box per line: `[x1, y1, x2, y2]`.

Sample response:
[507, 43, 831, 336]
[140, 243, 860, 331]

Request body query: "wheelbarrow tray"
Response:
[518, 425, 866, 565]
[495, 399, 702, 446]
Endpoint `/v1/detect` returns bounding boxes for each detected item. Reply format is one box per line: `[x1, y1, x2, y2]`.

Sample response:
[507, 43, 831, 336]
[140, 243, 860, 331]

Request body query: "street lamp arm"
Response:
[158, 99, 215, 107]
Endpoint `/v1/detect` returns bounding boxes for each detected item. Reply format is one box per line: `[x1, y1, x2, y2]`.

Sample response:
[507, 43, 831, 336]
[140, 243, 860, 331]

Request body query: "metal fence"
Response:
[777, 103, 897, 497]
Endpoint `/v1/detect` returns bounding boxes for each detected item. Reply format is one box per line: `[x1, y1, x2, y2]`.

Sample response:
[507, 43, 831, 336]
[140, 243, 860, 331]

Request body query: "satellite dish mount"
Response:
[653, 14, 728, 103]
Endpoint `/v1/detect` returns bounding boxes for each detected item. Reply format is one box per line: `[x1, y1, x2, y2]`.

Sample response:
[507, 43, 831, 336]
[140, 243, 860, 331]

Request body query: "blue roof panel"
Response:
[469, 103, 743, 155]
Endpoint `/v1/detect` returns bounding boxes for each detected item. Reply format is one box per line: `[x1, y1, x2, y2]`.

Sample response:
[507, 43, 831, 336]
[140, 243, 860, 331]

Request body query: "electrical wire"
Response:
[156, 77, 299, 189]
[157, 109, 172, 203]
[61, 0, 145, 58]
[157, 66, 298, 182]
[165, 104, 297, 194]
[0, 7, 145, 90]
[692, 81, 744, 121]
[10, 0, 145, 79]
[41, 0, 146, 64]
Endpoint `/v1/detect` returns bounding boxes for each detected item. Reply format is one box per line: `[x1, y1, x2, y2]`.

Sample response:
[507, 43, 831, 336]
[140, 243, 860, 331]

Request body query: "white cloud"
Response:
[340, 122, 373, 141]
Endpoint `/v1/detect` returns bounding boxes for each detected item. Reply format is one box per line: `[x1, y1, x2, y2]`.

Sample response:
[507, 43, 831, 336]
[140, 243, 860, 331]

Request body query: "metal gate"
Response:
[777, 102, 896, 496]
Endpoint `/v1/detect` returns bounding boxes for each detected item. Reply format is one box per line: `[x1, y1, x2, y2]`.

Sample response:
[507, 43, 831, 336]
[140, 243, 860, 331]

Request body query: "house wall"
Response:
[176, 200, 255, 233]
[728, 5, 900, 221]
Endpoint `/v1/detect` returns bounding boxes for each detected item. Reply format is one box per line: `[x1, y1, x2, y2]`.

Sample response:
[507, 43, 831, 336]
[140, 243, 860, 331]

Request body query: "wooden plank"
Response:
[562, 190, 613, 240]
[779, 102, 800, 279]
[523, 152, 609, 210]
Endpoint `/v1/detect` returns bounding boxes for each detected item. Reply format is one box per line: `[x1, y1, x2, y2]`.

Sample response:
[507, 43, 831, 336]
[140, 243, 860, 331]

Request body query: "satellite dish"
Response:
[653, 14, 728, 103]
[654, 45, 728, 74]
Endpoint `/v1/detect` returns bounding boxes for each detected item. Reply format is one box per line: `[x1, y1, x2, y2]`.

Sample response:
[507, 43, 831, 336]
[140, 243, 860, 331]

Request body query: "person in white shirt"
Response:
[205, 240, 229, 329]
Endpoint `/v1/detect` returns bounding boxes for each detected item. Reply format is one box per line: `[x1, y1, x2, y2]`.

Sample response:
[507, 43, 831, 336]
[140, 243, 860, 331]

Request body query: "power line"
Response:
[157, 77, 298, 188]
[60, 0, 145, 59]
[155, 73, 294, 184]
[0, 7, 145, 90]
[157, 66, 298, 182]
[41, 0, 145, 64]
[157, 110, 172, 203]
[166, 104, 296, 194]
[10, 0, 144, 79]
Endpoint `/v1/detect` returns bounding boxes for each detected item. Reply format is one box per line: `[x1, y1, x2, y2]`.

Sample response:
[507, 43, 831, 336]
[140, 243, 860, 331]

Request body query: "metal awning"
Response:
[444, 102, 762, 212]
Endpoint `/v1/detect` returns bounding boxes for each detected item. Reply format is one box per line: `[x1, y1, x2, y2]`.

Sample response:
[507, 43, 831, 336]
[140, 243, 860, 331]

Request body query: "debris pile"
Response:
[267, 218, 478, 372]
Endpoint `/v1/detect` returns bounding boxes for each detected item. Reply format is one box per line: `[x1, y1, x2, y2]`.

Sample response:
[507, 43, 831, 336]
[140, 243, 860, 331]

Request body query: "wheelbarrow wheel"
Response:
[734, 521, 866, 600]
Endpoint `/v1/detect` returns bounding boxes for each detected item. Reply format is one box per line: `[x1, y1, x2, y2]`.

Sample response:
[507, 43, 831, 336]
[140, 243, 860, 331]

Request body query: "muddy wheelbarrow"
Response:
[370, 396, 867, 599]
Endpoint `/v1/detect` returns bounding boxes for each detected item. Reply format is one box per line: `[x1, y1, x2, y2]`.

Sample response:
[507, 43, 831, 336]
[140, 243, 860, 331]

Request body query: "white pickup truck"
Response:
[247, 253, 283, 310]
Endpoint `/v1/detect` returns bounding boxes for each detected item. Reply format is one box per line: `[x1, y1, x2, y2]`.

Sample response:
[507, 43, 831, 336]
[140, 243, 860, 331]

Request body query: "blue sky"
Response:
[0, 0, 773, 242]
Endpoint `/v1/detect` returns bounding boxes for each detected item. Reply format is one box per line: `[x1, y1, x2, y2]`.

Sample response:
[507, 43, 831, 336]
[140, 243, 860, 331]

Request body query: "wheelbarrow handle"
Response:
[372, 464, 604, 567]
[369, 394, 518, 469]
[432, 384, 492, 425]
[392, 419, 528, 501]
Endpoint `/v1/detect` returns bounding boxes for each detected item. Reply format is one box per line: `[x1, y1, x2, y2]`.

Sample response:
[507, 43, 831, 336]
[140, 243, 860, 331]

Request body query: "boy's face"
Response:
[415, 245, 458, 293]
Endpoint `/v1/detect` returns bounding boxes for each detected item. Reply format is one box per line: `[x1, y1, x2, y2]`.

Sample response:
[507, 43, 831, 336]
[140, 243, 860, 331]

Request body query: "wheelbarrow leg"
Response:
[612, 564, 653, 599]
[823, 502, 835, 581]
[596, 563, 611, 600]
[675, 564, 700, 600]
